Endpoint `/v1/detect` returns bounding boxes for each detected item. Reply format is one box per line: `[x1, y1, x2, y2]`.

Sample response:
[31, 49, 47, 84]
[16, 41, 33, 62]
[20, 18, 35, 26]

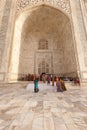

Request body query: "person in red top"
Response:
[77, 78, 80, 86]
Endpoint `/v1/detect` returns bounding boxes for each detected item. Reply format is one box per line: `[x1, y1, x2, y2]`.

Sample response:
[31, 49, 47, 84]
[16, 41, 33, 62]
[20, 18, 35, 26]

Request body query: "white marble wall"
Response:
[0, 0, 87, 82]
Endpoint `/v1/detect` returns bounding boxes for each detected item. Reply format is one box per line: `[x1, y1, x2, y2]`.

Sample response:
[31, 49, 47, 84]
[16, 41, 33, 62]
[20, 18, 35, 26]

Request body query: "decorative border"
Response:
[16, 0, 71, 16]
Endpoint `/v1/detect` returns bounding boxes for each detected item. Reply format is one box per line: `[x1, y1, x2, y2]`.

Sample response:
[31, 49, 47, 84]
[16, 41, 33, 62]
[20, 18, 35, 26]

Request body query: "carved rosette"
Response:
[16, 0, 71, 16]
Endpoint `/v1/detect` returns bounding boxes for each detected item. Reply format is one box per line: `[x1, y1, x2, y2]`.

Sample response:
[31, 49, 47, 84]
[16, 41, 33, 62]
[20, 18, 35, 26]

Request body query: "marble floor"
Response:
[0, 82, 87, 130]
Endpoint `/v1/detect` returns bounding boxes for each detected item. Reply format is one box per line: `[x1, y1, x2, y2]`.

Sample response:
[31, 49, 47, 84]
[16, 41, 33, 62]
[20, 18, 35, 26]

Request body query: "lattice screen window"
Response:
[38, 39, 48, 49]
[38, 60, 49, 74]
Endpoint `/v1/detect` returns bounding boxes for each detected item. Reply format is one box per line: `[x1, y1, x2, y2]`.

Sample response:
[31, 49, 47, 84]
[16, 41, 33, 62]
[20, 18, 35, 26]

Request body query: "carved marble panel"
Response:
[16, 0, 71, 16]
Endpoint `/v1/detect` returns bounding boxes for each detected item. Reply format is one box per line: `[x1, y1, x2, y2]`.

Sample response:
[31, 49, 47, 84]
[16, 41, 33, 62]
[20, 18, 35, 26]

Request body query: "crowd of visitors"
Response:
[33, 74, 80, 93]
[34, 74, 67, 93]
[20, 73, 80, 86]
[20, 74, 36, 81]
[20, 73, 80, 93]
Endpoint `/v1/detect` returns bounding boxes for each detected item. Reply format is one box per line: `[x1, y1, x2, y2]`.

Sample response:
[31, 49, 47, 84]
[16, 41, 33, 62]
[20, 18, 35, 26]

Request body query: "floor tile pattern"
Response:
[0, 83, 87, 130]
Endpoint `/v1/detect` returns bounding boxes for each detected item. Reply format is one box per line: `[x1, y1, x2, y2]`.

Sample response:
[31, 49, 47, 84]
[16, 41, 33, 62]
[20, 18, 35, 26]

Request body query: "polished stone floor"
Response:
[0, 82, 87, 130]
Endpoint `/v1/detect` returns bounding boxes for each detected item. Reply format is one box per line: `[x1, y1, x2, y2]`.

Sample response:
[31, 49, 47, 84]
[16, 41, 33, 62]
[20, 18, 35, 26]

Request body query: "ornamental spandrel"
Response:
[16, 0, 71, 16]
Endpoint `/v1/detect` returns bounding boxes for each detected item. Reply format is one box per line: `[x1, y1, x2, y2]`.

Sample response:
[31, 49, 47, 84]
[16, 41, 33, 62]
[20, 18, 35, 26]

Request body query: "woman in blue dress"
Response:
[34, 77, 39, 93]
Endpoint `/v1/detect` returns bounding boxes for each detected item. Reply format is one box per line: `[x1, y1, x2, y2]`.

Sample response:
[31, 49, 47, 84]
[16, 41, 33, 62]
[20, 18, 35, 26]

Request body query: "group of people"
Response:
[56, 77, 67, 92]
[20, 73, 80, 87]
[20, 74, 36, 81]
[34, 75, 67, 93]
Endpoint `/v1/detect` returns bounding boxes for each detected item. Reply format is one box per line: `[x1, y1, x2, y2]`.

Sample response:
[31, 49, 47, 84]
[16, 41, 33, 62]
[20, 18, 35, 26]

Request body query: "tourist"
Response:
[33, 74, 36, 81]
[34, 77, 39, 93]
[52, 76, 55, 86]
[42, 74, 46, 83]
[60, 79, 67, 91]
[73, 77, 80, 86]
[47, 75, 51, 85]
[56, 77, 63, 92]
[76, 78, 80, 86]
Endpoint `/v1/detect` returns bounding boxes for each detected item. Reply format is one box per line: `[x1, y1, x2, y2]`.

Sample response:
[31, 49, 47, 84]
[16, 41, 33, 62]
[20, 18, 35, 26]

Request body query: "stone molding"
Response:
[16, 0, 71, 16]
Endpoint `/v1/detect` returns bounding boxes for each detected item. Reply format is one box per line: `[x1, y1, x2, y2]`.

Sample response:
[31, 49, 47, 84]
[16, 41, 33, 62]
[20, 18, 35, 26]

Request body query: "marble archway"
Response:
[9, 4, 77, 80]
